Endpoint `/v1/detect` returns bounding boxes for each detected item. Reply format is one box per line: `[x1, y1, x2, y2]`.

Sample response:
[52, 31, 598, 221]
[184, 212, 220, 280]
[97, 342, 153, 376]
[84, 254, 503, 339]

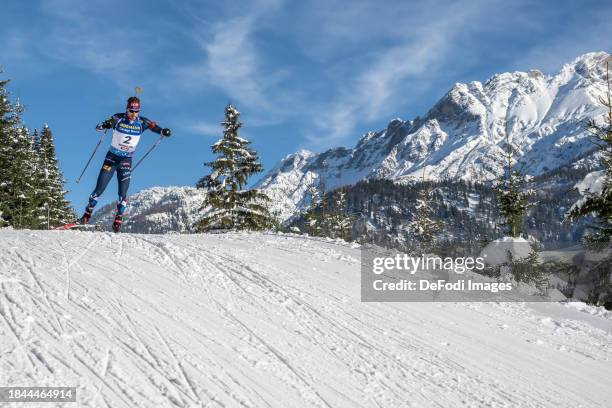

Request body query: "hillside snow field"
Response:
[0, 229, 611, 408]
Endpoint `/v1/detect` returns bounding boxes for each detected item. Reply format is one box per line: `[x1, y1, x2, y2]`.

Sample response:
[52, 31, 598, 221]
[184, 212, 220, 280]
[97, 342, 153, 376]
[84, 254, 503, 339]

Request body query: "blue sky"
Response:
[1, 0, 611, 210]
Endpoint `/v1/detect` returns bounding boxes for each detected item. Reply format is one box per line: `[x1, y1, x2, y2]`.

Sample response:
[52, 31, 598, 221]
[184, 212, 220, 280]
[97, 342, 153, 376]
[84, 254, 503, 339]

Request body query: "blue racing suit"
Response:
[85, 113, 163, 218]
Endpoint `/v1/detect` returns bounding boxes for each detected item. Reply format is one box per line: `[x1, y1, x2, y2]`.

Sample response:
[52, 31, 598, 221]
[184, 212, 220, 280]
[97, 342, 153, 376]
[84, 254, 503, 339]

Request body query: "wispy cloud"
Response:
[303, 0, 498, 147]
[0, 30, 28, 63]
[171, 0, 290, 114]
[33, 0, 165, 90]
[170, 0, 539, 149]
[184, 121, 224, 137]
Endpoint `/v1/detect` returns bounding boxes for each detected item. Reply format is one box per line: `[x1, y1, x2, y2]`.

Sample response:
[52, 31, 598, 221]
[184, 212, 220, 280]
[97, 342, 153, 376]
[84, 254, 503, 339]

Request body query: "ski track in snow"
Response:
[0, 229, 611, 408]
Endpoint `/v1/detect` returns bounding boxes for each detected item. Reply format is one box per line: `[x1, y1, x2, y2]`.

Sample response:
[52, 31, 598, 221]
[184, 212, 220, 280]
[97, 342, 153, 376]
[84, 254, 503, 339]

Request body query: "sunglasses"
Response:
[128, 109, 140, 113]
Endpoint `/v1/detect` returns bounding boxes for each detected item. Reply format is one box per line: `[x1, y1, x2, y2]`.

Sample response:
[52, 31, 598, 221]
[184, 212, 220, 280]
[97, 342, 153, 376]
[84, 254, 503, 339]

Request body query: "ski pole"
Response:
[132, 134, 165, 171]
[76, 129, 108, 184]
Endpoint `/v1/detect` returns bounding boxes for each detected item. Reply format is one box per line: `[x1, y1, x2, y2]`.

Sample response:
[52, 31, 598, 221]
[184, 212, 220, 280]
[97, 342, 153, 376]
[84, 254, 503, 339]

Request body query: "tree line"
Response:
[0, 76, 73, 229]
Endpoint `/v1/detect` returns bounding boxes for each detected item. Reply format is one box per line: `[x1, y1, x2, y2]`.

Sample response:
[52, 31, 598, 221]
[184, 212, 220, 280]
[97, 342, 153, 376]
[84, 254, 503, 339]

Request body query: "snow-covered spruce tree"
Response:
[195, 104, 276, 231]
[303, 183, 322, 236]
[0, 76, 25, 227]
[491, 136, 545, 286]
[328, 188, 354, 240]
[31, 124, 74, 228]
[408, 170, 442, 253]
[568, 58, 612, 249]
[494, 137, 533, 238]
[316, 160, 332, 235]
[4, 125, 38, 228]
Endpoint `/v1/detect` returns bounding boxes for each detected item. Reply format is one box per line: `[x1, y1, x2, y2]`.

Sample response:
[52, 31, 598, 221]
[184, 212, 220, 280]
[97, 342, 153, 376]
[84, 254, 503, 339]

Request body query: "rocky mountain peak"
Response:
[256, 52, 609, 221]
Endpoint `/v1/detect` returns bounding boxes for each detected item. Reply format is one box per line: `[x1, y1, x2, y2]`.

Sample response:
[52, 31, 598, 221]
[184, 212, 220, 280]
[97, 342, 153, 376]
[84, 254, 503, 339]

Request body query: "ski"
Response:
[54, 222, 101, 231]
[54, 222, 79, 230]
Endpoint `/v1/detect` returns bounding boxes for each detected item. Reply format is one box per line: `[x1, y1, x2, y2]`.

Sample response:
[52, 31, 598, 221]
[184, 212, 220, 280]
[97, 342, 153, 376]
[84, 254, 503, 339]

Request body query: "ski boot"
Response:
[112, 199, 127, 233]
[112, 215, 123, 233]
[79, 195, 98, 224]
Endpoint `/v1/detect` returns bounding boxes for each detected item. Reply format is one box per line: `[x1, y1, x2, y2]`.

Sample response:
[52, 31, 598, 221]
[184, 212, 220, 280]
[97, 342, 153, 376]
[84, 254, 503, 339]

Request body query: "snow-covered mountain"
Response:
[2, 229, 611, 407]
[257, 52, 610, 221]
[90, 186, 207, 233]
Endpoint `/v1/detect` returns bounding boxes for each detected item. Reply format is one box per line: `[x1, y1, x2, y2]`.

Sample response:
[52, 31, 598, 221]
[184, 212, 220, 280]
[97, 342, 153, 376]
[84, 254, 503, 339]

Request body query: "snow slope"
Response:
[1, 229, 611, 407]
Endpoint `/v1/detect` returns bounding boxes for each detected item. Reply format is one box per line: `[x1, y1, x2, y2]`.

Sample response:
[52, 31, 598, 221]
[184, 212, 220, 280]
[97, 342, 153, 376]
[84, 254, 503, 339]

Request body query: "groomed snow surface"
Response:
[0, 229, 611, 408]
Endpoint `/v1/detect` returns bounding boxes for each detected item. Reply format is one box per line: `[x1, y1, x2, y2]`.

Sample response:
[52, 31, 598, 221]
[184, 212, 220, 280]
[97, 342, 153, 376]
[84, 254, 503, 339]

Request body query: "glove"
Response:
[96, 120, 113, 131]
[161, 128, 171, 137]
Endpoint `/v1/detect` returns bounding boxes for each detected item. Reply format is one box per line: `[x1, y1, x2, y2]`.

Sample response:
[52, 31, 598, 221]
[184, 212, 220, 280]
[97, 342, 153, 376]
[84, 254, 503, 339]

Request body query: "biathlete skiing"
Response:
[78, 96, 171, 232]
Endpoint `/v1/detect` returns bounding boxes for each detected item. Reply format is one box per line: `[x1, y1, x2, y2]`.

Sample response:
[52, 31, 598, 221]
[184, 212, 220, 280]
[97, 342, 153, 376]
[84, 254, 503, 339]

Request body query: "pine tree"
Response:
[0, 76, 23, 227]
[568, 57, 612, 249]
[408, 168, 442, 252]
[317, 160, 331, 235]
[328, 188, 354, 240]
[32, 124, 74, 228]
[304, 183, 322, 236]
[196, 104, 276, 231]
[494, 135, 533, 237]
[0, 75, 72, 229]
[0, 122, 38, 229]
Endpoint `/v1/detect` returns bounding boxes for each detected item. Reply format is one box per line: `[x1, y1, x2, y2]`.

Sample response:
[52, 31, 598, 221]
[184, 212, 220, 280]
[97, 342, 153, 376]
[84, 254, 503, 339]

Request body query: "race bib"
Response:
[110, 122, 142, 154]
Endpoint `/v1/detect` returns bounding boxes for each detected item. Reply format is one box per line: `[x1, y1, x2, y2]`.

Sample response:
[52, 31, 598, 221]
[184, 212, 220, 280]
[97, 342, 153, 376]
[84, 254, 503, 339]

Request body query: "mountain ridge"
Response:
[256, 52, 609, 221]
[90, 186, 207, 233]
